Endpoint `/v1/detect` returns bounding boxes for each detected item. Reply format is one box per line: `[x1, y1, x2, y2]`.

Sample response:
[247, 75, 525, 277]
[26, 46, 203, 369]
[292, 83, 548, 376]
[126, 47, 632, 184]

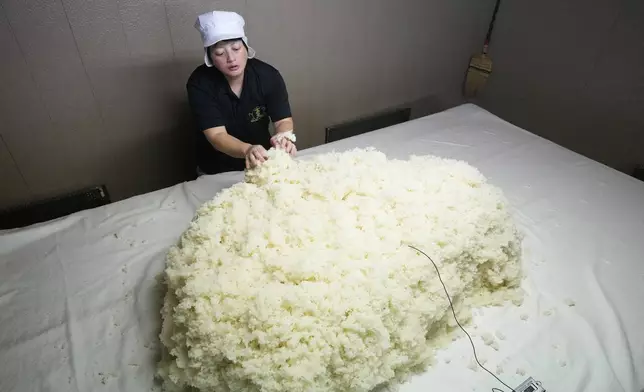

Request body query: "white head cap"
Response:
[194, 10, 256, 67]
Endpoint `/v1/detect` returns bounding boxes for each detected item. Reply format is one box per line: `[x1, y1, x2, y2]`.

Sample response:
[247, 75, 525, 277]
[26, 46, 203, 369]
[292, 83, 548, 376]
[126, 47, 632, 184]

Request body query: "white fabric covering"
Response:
[194, 10, 255, 66]
[1, 104, 643, 392]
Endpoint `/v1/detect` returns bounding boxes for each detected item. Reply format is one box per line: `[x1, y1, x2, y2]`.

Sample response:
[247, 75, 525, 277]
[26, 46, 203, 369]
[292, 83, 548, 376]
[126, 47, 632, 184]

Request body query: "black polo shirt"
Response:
[187, 58, 292, 174]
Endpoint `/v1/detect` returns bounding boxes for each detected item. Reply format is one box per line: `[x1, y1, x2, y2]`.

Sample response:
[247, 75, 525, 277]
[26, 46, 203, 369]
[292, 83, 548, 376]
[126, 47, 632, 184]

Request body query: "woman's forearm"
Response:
[204, 127, 250, 159]
[274, 117, 294, 134]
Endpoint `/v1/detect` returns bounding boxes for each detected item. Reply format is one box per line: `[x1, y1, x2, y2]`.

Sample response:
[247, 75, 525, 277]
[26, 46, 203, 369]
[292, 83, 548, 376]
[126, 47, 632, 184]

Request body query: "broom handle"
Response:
[483, 0, 501, 54]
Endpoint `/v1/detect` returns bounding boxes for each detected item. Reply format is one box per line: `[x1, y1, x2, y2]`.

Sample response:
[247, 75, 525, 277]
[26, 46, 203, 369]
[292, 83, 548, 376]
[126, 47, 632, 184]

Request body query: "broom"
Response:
[464, 0, 502, 98]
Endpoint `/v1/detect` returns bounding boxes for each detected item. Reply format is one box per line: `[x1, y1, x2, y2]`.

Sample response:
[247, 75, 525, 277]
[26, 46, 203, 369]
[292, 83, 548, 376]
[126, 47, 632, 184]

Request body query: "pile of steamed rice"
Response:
[158, 148, 522, 392]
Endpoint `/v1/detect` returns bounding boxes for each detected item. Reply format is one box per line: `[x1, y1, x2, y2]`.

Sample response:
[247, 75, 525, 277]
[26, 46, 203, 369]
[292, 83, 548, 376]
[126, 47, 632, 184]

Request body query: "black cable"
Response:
[407, 245, 516, 392]
[484, 0, 502, 48]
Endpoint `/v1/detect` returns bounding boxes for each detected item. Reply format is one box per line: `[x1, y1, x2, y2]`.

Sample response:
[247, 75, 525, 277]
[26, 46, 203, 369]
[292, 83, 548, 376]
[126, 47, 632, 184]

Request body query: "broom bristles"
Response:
[464, 54, 493, 98]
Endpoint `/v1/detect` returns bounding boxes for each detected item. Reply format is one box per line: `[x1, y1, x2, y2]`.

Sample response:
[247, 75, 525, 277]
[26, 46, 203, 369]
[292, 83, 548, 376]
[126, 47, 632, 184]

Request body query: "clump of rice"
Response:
[158, 148, 522, 392]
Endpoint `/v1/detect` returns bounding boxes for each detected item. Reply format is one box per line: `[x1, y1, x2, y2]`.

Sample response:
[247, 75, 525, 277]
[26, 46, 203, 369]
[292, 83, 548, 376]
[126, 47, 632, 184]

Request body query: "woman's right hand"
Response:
[245, 145, 269, 169]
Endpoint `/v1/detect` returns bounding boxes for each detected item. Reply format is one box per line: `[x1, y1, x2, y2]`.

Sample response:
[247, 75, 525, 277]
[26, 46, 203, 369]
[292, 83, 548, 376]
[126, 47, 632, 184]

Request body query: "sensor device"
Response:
[514, 377, 545, 392]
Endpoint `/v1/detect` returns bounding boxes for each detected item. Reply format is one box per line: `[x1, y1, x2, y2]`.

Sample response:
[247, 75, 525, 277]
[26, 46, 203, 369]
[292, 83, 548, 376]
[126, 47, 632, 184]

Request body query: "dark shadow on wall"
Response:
[92, 59, 200, 202]
[474, 83, 644, 175]
[406, 93, 465, 120]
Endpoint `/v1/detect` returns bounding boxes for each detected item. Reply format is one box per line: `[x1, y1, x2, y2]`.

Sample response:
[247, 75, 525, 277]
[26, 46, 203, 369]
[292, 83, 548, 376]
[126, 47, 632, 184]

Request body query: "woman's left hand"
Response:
[270, 135, 297, 156]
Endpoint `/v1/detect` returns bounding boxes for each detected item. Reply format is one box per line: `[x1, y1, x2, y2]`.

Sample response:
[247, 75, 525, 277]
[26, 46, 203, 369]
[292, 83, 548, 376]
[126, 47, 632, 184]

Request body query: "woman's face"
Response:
[210, 39, 248, 78]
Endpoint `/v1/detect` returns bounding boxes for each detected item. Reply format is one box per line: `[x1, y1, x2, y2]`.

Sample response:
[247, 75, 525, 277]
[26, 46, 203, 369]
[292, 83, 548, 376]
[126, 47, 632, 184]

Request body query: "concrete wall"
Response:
[478, 0, 644, 174]
[0, 0, 495, 209]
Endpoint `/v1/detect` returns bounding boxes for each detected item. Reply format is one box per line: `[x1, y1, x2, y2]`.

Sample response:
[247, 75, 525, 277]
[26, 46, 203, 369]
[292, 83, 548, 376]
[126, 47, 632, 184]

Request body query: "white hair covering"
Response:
[194, 10, 256, 67]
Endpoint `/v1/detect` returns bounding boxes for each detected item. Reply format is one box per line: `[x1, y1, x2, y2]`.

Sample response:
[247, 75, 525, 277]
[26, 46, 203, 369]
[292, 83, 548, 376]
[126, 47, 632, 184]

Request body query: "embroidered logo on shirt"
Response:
[248, 106, 267, 123]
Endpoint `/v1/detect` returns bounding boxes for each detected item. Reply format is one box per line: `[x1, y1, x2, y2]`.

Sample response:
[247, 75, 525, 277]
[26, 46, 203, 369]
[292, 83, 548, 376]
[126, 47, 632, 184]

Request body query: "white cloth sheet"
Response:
[1, 104, 643, 392]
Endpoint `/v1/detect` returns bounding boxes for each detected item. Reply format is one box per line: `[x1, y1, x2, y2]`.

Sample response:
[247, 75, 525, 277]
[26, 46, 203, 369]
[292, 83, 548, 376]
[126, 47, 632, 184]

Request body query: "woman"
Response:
[189, 10, 297, 175]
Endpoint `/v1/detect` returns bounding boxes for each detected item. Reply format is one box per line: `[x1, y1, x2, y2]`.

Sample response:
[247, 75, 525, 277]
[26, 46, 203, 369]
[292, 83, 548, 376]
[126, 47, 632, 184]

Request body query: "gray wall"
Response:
[478, 0, 643, 173]
[0, 0, 495, 209]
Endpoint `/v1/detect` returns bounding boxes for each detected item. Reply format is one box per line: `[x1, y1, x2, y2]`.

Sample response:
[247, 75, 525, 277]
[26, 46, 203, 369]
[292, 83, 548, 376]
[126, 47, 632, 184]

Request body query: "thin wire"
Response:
[484, 0, 502, 46]
[407, 245, 516, 392]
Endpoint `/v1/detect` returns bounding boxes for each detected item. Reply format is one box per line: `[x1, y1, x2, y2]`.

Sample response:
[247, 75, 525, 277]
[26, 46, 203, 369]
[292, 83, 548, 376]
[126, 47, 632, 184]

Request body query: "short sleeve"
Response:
[265, 70, 292, 122]
[187, 80, 226, 132]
